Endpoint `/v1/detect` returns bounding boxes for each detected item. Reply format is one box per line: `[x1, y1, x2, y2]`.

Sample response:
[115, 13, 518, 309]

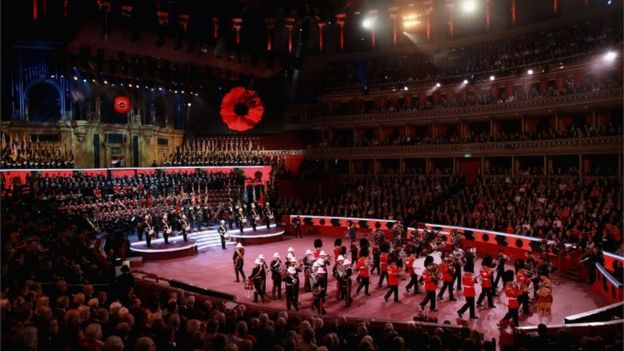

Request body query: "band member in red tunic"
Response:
[457, 262, 478, 319]
[356, 247, 371, 296]
[419, 256, 439, 312]
[377, 244, 389, 288]
[476, 255, 495, 308]
[438, 256, 456, 301]
[384, 259, 401, 303]
[515, 262, 531, 315]
[499, 270, 521, 327]
[405, 251, 419, 294]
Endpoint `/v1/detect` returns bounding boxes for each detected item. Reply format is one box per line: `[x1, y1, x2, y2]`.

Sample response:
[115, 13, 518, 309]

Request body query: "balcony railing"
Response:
[303, 135, 623, 159]
[286, 88, 623, 128]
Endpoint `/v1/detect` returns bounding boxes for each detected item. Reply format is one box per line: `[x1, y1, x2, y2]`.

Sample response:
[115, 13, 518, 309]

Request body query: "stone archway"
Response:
[23, 78, 65, 121]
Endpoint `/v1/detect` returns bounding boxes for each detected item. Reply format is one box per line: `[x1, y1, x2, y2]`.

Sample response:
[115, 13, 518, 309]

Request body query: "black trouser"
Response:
[253, 281, 265, 303]
[458, 296, 476, 318]
[477, 287, 494, 307]
[293, 278, 300, 305]
[295, 227, 302, 238]
[252, 221, 257, 231]
[182, 230, 188, 242]
[356, 277, 370, 295]
[438, 281, 455, 300]
[519, 293, 530, 314]
[138, 229, 144, 241]
[385, 285, 399, 302]
[493, 269, 504, 290]
[420, 291, 437, 311]
[304, 270, 312, 292]
[220, 235, 226, 249]
[532, 277, 540, 299]
[265, 219, 271, 229]
[501, 308, 519, 326]
[454, 267, 462, 290]
[313, 294, 325, 314]
[163, 231, 169, 244]
[235, 265, 245, 282]
[286, 285, 298, 310]
[378, 270, 388, 287]
[343, 281, 352, 307]
[406, 273, 419, 293]
[371, 261, 380, 275]
[272, 276, 282, 299]
[239, 221, 244, 233]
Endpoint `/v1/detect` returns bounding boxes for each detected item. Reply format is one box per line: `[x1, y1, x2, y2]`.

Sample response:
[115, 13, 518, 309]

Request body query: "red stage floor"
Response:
[137, 235, 606, 340]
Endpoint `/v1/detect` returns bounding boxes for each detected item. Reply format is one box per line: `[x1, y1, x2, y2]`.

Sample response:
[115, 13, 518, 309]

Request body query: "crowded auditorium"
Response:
[1, 0, 623, 350]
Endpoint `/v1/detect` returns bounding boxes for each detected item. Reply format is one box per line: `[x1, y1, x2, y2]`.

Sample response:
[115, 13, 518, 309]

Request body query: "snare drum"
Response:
[166, 228, 173, 235]
[255, 216, 261, 222]
[242, 218, 248, 224]
[268, 215, 274, 220]
[148, 229, 155, 237]
[185, 225, 191, 231]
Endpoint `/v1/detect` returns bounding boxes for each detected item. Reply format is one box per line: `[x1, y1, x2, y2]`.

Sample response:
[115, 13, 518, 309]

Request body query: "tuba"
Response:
[427, 262, 441, 282]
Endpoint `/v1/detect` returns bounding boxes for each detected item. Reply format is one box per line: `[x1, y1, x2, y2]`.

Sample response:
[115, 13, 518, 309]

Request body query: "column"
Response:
[284, 17, 296, 54]
[426, 10, 432, 41]
[212, 17, 220, 39]
[317, 20, 326, 52]
[265, 18, 275, 51]
[485, 0, 492, 31]
[368, 9, 378, 48]
[232, 18, 242, 44]
[553, 0, 559, 15]
[389, 6, 400, 47]
[336, 13, 346, 51]
[511, 0, 517, 25]
[447, 3, 455, 38]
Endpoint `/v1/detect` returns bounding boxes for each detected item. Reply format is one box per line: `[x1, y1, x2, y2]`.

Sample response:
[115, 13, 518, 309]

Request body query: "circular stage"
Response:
[130, 226, 285, 261]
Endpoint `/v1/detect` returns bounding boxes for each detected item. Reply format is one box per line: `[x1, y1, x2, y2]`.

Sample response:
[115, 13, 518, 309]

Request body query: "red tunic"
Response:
[480, 267, 492, 288]
[423, 271, 437, 292]
[505, 283, 522, 309]
[387, 266, 400, 286]
[405, 256, 416, 275]
[441, 263, 453, 282]
[462, 273, 476, 297]
[380, 253, 388, 271]
[357, 257, 369, 278]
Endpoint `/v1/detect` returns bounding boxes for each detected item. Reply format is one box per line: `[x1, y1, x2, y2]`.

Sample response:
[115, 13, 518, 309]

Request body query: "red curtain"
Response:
[284, 156, 304, 176]
[457, 159, 481, 184]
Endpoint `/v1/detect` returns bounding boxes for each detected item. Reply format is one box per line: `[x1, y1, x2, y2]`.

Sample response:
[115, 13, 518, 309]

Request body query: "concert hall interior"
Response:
[1, 1, 623, 351]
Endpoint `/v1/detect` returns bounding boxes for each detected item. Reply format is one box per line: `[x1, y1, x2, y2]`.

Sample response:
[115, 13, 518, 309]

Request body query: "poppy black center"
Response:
[234, 103, 249, 116]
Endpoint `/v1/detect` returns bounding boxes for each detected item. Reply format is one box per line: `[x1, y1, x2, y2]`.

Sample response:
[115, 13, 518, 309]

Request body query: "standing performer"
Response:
[312, 267, 327, 315]
[144, 214, 154, 247]
[405, 251, 420, 294]
[452, 247, 465, 291]
[476, 256, 495, 308]
[293, 215, 302, 238]
[303, 249, 314, 292]
[236, 207, 247, 233]
[384, 259, 401, 303]
[333, 255, 345, 300]
[250, 258, 267, 303]
[536, 272, 553, 317]
[180, 214, 191, 242]
[233, 243, 246, 282]
[377, 244, 389, 288]
[516, 263, 531, 316]
[263, 202, 274, 229]
[493, 249, 509, 291]
[270, 253, 282, 300]
[499, 270, 521, 327]
[249, 204, 259, 232]
[419, 256, 439, 312]
[285, 266, 299, 311]
[356, 247, 371, 296]
[347, 221, 357, 244]
[438, 256, 456, 301]
[218, 220, 228, 250]
[162, 215, 172, 244]
[457, 262, 478, 320]
[341, 259, 354, 307]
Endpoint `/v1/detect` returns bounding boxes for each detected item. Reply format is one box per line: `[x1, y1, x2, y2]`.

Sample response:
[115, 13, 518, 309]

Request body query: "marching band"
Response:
[226, 225, 554, 328]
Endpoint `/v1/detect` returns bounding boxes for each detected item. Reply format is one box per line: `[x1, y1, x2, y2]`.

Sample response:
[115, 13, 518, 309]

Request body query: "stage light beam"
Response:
[603, 51, 617, 62]
[462, 0, 477, 13]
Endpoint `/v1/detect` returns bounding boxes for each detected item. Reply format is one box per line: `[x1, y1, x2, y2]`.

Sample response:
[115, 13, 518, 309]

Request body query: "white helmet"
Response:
[236, 243, 243, 249]
[220, 220, 225, 225]
[337, 255, 345, 261]
[305, 249, 313, 255]
[320, 250, 327, 257]
[287, 247, 294, 253]
[258, 254, 264, 260]
[273, 252, 280, 258]
[254, 259, 262, 265]
[287, 267, 296, 274]
[343, 259, 352, 266]
[316, 267, 326, 274]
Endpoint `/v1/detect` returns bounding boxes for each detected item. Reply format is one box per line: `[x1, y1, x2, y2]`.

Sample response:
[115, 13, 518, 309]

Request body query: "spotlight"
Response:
[159, 87, 163, 91]
[82, 79, 87, 82]
[181, 90, 185, 94]
[73, 76, 78, 81]
[435, 82, 441, 88]
[50, 75, 55, 78]
[103, 80, 108, 84]
[603, 50, 617, 62]
[489, 75, 495, 81]
[402, 13, 421, 29]
[462, 79, 469, 84]
[362, 17, 375, 29]
[187, 102, 192, 107]
[403, 86, 409, 91]
[128, 83, 133, 88]
[92, 79, 96, 82]
[527, 69, 534, 75]
[461, 0, 477, 13]
[174, 90, 178, 94]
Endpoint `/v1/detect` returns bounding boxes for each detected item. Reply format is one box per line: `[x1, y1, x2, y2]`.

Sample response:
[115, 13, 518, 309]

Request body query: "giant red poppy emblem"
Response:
[220, 87, 264, 132]
[114, 96, 131, 114]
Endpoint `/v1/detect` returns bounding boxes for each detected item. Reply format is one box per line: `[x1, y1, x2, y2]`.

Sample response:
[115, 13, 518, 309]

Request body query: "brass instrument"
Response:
[427, 262, 441, 282]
